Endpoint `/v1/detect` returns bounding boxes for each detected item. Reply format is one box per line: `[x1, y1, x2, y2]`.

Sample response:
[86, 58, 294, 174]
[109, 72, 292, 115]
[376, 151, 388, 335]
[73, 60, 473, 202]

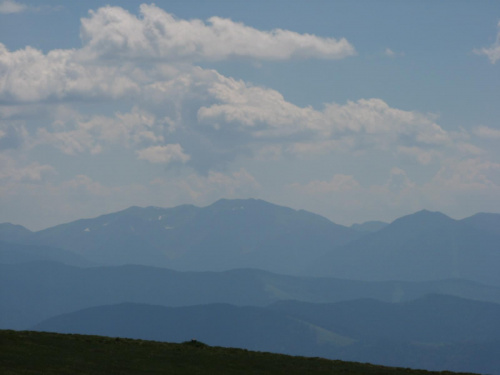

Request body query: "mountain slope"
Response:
[0, 241, 92, 266]
[0, 223, 33, 243]
[32, 302, 354, 357]
[460, 212, 500, 236]
[310, 210, 500, 285]
[2, 330, 477, 375]
[32, 296, 500, 374]
[269, 294, 500, 343]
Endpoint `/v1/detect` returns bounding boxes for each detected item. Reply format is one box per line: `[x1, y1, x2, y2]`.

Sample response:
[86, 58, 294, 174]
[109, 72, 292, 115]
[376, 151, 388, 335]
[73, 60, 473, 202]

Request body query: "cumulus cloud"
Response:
[79, 4, 355, 62]
[0, 3, 452, 169]
[199, 84, 454, 160]
[35, 107, 162, 155]
[136, 144, 190, 164]
[474, 21, 500, 63]
[8, 55, 465, 173]
[0, 43, 140, 103]
[0, 0, 26, 14]
[0, 3, 354, 110]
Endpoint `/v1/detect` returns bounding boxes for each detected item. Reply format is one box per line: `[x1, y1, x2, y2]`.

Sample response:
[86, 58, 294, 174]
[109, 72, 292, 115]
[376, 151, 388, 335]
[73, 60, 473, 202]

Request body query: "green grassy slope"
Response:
[0, 330, 476, 375]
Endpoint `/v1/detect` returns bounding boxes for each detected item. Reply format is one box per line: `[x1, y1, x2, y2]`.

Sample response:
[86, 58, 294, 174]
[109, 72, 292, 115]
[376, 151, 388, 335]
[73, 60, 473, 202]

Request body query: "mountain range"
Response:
[1, 199, 360, 275]
[3, 261, 500, 330]
[1, 198, 499, 285]
[1, 198, 500, 374]
[312, 209, 500, 285]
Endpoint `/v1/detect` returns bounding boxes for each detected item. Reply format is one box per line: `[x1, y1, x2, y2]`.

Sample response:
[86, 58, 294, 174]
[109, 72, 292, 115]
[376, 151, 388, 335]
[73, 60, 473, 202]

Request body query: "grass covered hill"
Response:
[0, 330, 477, 375]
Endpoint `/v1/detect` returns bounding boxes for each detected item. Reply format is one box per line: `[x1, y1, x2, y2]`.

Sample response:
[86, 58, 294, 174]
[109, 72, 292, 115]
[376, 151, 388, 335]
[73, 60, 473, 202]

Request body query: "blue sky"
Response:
[1, 0, 499, 230]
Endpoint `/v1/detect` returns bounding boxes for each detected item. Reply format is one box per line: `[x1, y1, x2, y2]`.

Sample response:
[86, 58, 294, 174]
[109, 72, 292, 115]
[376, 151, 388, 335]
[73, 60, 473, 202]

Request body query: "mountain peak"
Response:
[0, 222, 33, 243]
[208, 198, 295, 215]
[391, 209, 454, 227]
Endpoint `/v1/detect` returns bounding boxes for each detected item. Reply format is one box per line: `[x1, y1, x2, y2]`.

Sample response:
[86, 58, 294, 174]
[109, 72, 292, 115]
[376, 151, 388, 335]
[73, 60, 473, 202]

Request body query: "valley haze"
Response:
[1, 198, 500, 374]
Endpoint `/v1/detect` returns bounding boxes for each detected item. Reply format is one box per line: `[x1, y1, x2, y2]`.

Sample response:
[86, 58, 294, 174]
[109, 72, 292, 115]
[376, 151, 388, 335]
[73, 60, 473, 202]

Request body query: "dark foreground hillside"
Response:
[0, 330, 477, 375]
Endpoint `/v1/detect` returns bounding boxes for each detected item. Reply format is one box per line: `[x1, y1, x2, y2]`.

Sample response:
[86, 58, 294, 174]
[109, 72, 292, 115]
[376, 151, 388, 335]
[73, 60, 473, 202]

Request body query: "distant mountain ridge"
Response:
[2, 199, 361, 275]
[1, 199, 499, 285]
[311, 209, 500, 286]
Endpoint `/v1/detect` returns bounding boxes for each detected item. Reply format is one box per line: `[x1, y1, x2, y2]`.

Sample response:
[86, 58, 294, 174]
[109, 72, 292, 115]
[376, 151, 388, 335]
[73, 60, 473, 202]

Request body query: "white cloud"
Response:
[150, 168, 260, 202]
[474, 20, 500, 64]
[290, 174, 360, 194]
[0, 172, 149, 230]
[0, 43, 141, 103]
[35, 107, 162, 155]
[426, 158, 500, 192]
[0, 154, 55, 185]
[397, 146, 440, 165]
[136, 144, 190, 164]
[0, 3, 455, 170]
[473, 125, 500, 140]
[0, 0, 26, 14]
[199, 84, 453, 158]
[384, 48, 404, 57]
[0, 32, 474, 177]
[385, 48, 395, 57]
[6, 55, 465, 172]
[283, 157, 500, 226]
[79, 4, 356, 62]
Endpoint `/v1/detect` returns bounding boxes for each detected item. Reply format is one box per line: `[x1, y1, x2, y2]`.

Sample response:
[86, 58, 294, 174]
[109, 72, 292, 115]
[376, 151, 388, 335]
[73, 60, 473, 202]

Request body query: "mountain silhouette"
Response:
[311, 210, 500, 285]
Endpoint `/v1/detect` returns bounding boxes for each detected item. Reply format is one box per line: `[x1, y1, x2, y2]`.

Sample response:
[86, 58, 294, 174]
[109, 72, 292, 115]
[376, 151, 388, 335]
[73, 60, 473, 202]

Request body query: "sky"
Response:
[0, 0, 499, 231]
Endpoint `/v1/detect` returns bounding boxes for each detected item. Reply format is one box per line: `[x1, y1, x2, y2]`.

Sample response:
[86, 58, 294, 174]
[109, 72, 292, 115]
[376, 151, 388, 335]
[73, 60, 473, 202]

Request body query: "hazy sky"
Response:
[1, 0, 499, 230]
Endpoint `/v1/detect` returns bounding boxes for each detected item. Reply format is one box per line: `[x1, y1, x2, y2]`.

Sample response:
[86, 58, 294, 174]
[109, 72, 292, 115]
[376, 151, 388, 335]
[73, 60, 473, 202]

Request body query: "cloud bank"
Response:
[79, 4, 355, 62]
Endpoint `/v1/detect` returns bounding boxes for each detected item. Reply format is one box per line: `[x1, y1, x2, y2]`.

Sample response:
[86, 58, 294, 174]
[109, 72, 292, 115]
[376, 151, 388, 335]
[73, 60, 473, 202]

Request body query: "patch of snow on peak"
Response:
[84, 228, 90, 232]
[165, 226, 174, 230]
[158, 216, 162, 220]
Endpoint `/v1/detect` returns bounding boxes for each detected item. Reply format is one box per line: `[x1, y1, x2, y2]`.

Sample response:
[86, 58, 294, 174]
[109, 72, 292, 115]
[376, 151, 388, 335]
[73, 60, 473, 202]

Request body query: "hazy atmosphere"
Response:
[2, 3, 500, 373]
[1, 0, 499, 230]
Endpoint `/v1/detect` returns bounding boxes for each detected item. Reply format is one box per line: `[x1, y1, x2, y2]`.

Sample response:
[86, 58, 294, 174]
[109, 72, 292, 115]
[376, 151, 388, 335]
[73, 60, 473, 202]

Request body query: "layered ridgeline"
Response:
[1, 199, 499, 285]
[2, 199, 500, 374]
[31, 295, 500, 374]
[4, 261, 500, 329]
